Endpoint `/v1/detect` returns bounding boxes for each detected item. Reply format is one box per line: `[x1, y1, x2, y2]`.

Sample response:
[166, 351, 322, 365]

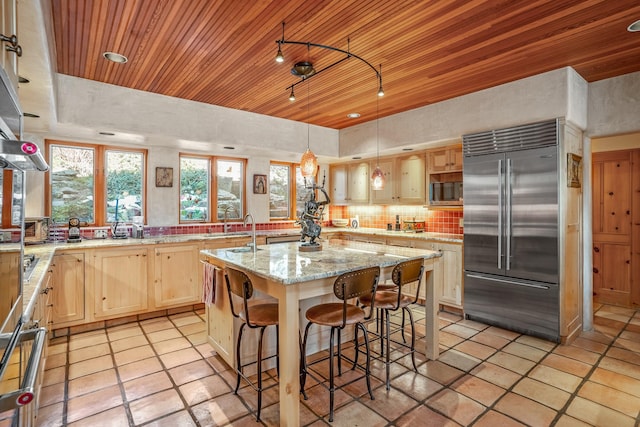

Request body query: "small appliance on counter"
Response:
[111, 222, 129, 239]
[132, 216, 144, 239]
[67, 217, 82, 243]
[402, 219, 425, 233]
[24, 217, 50, 244]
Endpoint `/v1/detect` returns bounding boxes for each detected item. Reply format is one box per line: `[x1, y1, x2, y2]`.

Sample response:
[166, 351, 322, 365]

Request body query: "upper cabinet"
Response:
[371, 154, 425, 205]
[330, 161, 369, 205]
[428, 146, 463, 173]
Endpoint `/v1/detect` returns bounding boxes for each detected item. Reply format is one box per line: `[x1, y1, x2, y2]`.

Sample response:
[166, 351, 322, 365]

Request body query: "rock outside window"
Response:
[254, 174, 267, 194]
[156, 167, 173, 187]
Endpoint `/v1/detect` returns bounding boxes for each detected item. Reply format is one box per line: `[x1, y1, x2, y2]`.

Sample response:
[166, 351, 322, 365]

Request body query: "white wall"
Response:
[587, 71, 640, 138]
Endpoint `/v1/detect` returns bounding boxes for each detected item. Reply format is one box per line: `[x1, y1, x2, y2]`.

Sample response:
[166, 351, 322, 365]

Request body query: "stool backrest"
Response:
[334, 266, 380, 325]
[224, 267, 253, 321]
[391, 258, 424, 304]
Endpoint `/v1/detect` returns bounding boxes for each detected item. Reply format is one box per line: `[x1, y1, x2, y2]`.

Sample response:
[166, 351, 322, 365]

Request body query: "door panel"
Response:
[506, 146, 558, 284]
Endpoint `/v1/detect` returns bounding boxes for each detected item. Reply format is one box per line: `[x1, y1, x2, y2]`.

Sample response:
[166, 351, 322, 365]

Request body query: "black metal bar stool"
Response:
[224, 267, 279, 422]
[359, 257, 424, 390]
[300, 266, 380, 422]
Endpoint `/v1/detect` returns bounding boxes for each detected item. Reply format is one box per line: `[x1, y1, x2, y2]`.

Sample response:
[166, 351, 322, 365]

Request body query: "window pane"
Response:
[295, 166, 309, 219]
[269, 164, 290, 219]
[180, 157, 209, 221]
[50, 145, 95, 223]
[106, 151, 144, 222]
[216, 159, 243, 220]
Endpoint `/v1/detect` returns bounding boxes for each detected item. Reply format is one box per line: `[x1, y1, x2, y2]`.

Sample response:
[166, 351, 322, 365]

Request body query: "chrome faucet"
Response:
[243, 213, 256, 252]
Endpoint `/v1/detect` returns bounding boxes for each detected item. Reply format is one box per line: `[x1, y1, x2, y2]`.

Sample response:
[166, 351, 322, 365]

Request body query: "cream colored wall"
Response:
[592, 132, 640, 152]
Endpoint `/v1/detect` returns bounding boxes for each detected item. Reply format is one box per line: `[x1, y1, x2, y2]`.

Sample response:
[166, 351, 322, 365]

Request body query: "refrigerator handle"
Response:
[506, 158, 512, 271]
[497, 159, 502, 269]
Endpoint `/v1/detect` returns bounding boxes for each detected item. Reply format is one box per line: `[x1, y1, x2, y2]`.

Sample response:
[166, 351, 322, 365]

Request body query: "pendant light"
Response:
[371, 69, 385, 190]
[300, 46, 318, 178]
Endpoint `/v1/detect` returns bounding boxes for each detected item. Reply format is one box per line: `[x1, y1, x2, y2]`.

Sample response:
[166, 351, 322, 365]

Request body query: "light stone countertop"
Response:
[18, 227, 458, 321]
[201, 239, 442, 285]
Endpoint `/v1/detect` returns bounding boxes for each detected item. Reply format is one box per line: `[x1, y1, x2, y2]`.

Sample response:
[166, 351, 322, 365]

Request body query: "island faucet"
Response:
[243, 213, 256, 252]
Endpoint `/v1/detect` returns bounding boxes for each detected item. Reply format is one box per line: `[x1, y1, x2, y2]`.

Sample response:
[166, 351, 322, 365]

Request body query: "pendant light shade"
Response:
[300, 148, 318, 177]
[371, 165, 385, 190]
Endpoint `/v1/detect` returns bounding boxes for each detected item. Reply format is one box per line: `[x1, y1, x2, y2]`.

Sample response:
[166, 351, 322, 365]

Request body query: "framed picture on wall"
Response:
[567, 153, 582, 188]
[253, 174, 267, 194]
[156, 167, 173, 187]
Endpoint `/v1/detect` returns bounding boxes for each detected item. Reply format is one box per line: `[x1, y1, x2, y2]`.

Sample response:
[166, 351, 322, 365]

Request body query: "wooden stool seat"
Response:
[305, 302, 366, 326]
[239, 303, 278, 326]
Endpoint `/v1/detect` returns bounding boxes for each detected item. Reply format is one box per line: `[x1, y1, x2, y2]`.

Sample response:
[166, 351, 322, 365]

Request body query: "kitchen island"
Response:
[200, 239, 442, 426]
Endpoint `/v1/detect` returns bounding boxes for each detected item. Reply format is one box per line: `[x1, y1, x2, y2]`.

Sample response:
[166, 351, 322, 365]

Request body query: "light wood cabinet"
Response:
[371, 154, 426, 205]
[51, 252, 86, 327]
[330, 162, 369, 205]
[93, 248, 149, 318]
[592, 243, 631, 306]
[413, 240, 463, 308]
[153, 244, 200, 308]
[428, 145, 463, 173]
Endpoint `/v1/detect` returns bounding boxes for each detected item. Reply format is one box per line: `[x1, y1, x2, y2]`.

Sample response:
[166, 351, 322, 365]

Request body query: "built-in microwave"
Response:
[429, 181, 463, 205]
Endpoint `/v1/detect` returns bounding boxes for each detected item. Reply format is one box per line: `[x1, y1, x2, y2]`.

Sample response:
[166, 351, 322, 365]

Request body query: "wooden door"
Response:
[593, 243, 631, 306]
[52, 252, 86, 325]
[154, 244, 200, 308]
[94, 248, 148, 318]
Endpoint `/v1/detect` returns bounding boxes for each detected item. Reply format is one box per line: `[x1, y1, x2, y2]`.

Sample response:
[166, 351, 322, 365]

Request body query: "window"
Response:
[180, 157, 209, 221]
[179, 155, 246, 223]
[270, 163, 311, 220]
[46, 141, 146, 225]
[216, 159, 244, 220]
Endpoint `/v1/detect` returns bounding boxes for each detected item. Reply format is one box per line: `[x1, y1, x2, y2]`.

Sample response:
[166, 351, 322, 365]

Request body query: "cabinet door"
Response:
[370, 158, 395, 204]
[154, 244, 200, 308]
[428, 149, 450, 173]
[448, 146, 464, 171]
[348, 162, 370, 203]
[397, 154, 426, 204]
[436, 243, 463, 308]
[330, 164, 348, 205]
[602, 159, 631, 235]
[94, 248, 148, 318]
[52, 252, 86, 326]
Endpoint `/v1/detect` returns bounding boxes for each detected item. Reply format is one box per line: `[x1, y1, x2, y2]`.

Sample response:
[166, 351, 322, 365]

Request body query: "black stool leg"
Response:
[256, 326, 266, 421]
[329, 326, 336, 422]
[385, 309, 391, 390]
[358, 322, 375, 400]
[234, 323, 246, 394]
[405, 306, 418, 371]
[276, 324, 280, 376]
[300, 322, 313, 398]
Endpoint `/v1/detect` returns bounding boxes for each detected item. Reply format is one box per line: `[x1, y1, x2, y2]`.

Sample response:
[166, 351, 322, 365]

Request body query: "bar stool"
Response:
[224, 267, 279, 422]
[359, 257, 424, 390]
[300, 266, 380, 422]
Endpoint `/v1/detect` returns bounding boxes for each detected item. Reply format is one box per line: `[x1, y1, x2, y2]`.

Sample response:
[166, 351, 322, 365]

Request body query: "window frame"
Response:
[178, 153, 247, 224]
[44, 140, 148, 226]
[269, 161, 309, 221]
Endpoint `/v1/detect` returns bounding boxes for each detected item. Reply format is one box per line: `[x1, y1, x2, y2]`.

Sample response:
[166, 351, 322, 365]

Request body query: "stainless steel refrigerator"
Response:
[463, 119, 560, 342]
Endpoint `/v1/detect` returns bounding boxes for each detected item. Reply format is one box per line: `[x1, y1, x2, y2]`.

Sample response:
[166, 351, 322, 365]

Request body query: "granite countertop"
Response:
[201, 239, 442, 285]
[18, 227, 459, 321]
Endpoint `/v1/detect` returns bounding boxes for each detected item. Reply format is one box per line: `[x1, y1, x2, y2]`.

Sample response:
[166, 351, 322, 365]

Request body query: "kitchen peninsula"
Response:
[200, 239, 442, 426]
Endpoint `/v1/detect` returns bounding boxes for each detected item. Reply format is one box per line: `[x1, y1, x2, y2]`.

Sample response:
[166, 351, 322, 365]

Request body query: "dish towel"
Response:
[202, 262, 217, 304]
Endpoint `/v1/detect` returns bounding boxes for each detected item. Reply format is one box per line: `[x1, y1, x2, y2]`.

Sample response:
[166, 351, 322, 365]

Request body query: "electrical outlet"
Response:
[459, 218, 464, 228]
[94, 229, 108, 239]
[1, 231, 11, 242]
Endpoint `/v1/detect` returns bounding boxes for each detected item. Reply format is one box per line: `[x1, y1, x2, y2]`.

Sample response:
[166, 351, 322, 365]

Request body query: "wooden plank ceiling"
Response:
[51, 0, 640, 129]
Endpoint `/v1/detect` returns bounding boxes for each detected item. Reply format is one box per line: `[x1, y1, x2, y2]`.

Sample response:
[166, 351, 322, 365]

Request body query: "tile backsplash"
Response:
[329, 205, 463, 234]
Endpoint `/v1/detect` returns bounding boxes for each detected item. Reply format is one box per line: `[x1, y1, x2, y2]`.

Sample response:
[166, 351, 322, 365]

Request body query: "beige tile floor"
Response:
[22, 304, 640, 426]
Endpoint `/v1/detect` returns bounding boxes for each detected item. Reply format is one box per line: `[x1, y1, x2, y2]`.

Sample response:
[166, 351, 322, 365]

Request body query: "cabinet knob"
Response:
[593, 267, 599, 273]
[594, 247, 600, 252]
[609, 192, 614, 196]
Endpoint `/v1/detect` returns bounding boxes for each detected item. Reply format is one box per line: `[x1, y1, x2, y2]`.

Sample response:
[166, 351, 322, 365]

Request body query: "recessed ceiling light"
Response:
[99, 131, 115, 136]
[347, 113, 361, 119]
[103, 51, 128, 63]
[23, 112, 39, 118]
[223, 146, 235, 150]
[18, 76, 29, 84]
[629, 19, 640, 32]
[402, 148, 414, 151]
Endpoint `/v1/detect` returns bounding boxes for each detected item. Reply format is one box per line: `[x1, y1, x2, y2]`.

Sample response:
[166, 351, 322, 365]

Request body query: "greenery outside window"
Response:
[46, 141, 147, 225]
[270, 163, 309, 220]
[179, 155, 246, 223]
[180, 156, 209, 221]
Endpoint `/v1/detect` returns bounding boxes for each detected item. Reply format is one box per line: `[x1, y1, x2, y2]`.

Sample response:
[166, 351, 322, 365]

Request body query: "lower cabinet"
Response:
[592, 242, 631, 306]
[436, 242, 463, 308]
[153, 244, 201, 308]
[51, 252, 86, 327]
[93, 248, 149, 318]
